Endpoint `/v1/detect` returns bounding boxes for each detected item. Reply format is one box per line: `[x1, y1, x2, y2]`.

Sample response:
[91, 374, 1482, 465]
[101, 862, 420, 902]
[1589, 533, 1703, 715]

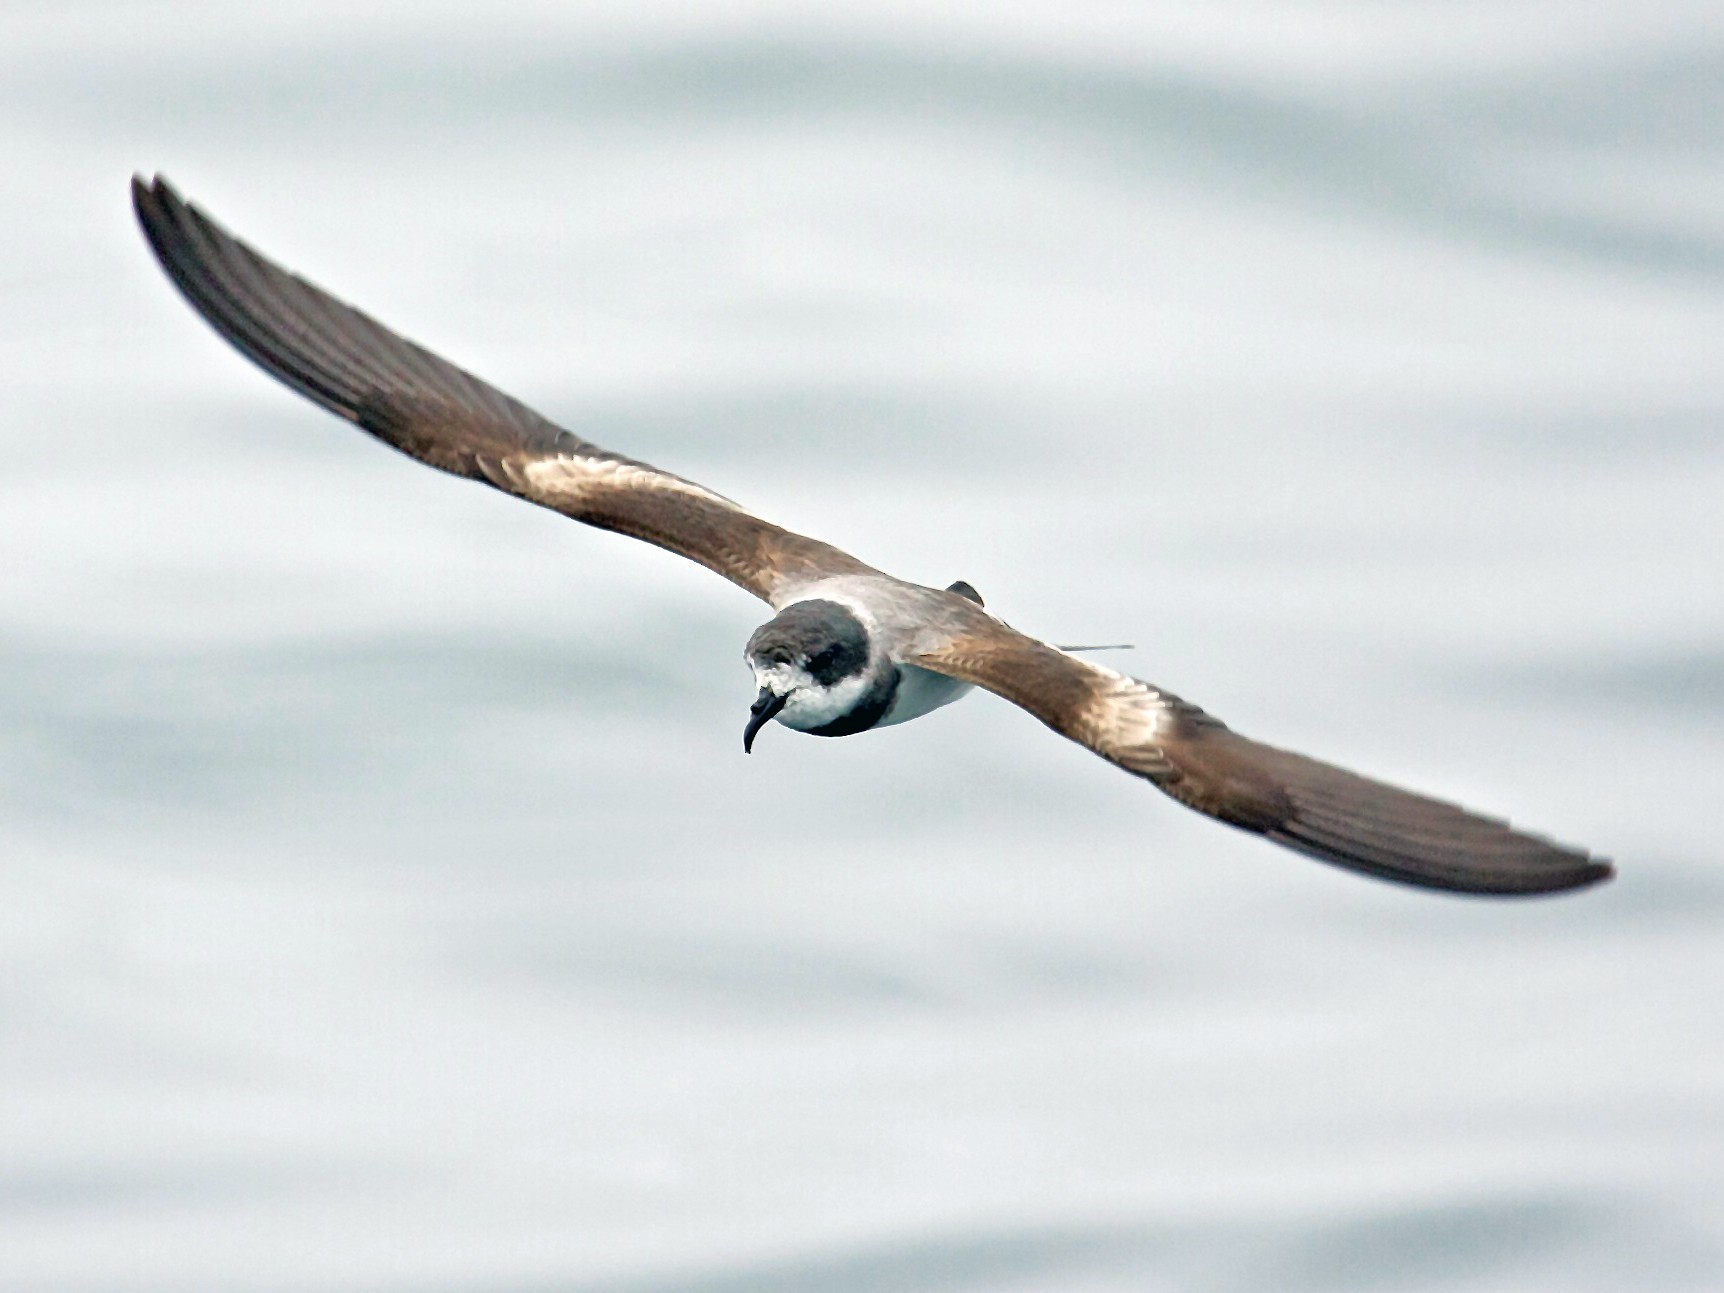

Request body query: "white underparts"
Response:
[749, 659, 972, 734]
[877, 663, 972, 728]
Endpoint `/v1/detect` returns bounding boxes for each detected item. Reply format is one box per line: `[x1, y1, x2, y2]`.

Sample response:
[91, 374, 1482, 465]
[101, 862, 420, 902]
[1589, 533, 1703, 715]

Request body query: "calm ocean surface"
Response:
[3, 4, 1722, 1289]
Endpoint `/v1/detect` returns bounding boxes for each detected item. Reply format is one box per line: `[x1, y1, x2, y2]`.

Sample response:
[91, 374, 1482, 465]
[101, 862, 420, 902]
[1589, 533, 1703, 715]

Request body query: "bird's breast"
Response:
[799, 667, 899, 737]
[875, 663, 973, 729]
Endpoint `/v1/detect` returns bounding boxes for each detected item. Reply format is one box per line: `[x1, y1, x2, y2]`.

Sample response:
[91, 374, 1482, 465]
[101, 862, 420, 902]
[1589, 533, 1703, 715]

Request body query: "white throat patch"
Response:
[751, 660, 878, 733]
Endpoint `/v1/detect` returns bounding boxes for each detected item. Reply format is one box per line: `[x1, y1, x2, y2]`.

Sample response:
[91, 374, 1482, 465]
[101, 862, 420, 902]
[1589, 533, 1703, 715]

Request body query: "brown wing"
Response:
[913, 614, 1613, 896]
[131, 175, 873, 603]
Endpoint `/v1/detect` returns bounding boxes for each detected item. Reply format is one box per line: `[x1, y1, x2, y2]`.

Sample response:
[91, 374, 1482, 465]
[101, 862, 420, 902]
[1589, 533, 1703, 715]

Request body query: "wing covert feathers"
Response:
[913, 615, 1611, 896]
[131, 174, 871, 602]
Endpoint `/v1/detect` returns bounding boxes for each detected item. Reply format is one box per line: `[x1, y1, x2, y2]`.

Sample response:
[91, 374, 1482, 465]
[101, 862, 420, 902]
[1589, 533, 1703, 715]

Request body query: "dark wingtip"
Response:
[131, 172, 175, 218]
[130, 172, 158, 226]
[1512, 850, 1614, 896]
[1267, 814, 1617, 897]
[131, 173, 185, 259]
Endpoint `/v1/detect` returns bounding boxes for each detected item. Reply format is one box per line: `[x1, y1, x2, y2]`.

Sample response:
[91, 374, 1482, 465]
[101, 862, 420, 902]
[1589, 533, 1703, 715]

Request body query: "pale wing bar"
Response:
[913, 620, 1612, 895]
[131, 175, 871, 602]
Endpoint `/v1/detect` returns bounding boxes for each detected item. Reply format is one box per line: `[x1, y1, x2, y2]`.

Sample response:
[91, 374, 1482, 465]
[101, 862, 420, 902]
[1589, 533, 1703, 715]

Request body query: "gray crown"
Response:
[745, 599, 871, 686]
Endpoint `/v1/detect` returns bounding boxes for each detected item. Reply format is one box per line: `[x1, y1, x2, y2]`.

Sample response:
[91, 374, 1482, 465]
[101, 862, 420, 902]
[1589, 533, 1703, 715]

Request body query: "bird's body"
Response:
[131, 175, 1613, 897]
[746, 582, 976, 739]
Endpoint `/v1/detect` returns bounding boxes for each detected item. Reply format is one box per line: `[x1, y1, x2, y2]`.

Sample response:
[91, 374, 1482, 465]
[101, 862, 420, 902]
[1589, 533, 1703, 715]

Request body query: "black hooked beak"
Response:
[743, 688, 788, 754]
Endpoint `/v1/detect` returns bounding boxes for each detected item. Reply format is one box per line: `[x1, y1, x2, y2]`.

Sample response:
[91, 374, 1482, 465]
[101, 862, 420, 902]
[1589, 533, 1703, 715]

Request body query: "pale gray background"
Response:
[3, 2, 1722, 1290]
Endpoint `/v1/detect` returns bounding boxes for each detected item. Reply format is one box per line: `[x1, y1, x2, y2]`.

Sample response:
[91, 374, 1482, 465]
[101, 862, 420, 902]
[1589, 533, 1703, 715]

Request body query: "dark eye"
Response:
[804, 641, 860, 686]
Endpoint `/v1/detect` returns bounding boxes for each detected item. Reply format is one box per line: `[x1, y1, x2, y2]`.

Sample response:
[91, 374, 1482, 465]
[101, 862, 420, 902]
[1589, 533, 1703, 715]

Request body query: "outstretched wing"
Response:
[132, 175, 873, 604]
[912, 613, 1612, 895]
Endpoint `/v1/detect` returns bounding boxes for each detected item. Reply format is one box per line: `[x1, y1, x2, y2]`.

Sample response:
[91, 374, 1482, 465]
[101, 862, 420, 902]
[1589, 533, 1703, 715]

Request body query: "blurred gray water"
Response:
[3, 3, 1722, 1290]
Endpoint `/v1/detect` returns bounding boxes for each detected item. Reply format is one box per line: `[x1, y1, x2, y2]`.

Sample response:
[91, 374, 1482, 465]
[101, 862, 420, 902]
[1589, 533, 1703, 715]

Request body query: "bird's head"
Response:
[742, 599, 883, 750]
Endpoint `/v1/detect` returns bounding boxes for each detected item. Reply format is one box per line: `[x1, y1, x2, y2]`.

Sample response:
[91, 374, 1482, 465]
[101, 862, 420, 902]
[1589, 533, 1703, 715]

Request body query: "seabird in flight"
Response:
[131, 175, 1612, 897]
